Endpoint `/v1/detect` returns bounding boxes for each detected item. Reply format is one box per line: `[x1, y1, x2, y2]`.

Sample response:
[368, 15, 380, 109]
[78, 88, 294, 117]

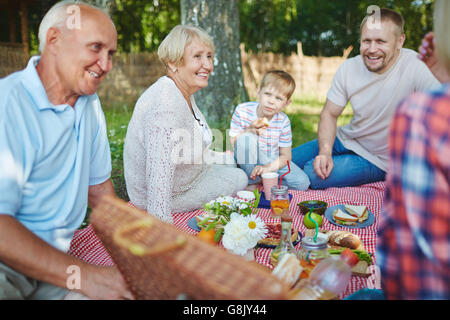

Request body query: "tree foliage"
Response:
[111, 0, 180, 52]
[239, 0, 435, 56]
[20, 0, 435, 57]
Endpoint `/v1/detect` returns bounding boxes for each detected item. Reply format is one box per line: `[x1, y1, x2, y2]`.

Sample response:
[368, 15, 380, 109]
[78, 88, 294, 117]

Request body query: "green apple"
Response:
[303, 212, 323, 229]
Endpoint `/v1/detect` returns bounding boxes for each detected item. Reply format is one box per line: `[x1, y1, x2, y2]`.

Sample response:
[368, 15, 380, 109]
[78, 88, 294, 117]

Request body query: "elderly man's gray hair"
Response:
[38, 0, 108, 53]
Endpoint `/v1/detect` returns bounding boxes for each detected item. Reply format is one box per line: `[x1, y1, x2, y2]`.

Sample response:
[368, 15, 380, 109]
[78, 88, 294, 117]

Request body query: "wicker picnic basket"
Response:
[90, 196, 290, 300]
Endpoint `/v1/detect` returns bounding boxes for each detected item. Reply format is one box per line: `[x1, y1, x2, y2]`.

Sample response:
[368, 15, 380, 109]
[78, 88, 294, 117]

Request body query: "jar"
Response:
[297, 236, 330, 277]
[270, 185, 289, 218]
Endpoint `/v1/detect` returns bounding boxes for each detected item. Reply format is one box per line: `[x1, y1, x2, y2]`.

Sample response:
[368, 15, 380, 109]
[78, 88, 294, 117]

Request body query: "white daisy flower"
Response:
[244, 214, 267, 239]
[222, 213, 267, 256]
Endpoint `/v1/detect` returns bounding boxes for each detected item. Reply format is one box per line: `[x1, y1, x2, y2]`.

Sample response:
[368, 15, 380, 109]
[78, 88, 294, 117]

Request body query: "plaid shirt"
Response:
[377, 84, 450, 300]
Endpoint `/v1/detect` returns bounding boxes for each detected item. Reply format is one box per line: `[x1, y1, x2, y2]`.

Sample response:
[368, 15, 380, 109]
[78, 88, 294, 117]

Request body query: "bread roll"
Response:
[255, 117, 269, 127]
[327, 230, 364, 250]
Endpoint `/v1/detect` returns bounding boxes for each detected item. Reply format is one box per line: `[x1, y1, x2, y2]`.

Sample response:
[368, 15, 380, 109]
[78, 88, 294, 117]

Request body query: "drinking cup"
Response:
[261, 172, 279, 200]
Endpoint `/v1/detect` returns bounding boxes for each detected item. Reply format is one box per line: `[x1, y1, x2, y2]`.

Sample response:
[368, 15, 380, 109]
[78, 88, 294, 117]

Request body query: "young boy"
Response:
[229, 70, 310, 191]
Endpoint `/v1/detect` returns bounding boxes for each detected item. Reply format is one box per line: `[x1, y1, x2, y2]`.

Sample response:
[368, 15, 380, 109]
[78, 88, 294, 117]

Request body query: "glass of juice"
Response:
[270, 185, 289, 218]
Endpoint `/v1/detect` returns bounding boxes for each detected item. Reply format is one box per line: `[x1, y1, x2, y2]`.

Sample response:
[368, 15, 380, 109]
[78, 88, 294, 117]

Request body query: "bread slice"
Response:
[333, 208, 358, 226]
[272, 253, 303, 287]
[344, 205, 368, 223]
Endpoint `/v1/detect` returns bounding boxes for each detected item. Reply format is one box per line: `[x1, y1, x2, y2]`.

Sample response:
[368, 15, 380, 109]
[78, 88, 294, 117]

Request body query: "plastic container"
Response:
[291, 248, 359, 300]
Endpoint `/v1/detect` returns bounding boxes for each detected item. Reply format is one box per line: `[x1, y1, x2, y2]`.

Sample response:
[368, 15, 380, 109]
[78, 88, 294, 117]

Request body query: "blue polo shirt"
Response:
[0, 56, 111, 252]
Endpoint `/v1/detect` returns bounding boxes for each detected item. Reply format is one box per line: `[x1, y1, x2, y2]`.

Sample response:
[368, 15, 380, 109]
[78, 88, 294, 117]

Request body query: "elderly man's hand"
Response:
[313, 154, 333, 180]
[81, 265, 134, 300]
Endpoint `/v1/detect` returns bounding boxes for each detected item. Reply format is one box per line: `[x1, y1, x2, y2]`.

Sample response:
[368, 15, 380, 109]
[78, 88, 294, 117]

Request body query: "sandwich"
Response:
[255, 117, 269, 128]
[344, 204, 368, 223]
[332, 208, 358, 226]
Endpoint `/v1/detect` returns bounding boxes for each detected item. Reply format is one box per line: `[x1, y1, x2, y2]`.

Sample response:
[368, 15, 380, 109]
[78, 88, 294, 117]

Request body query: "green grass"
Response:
[287, 96, 353, 147]
[104, 104, 133, 202]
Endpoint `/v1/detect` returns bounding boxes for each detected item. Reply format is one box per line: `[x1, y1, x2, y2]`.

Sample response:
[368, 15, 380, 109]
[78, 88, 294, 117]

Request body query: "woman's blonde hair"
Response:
[157, 24, 215, 68]
[433, 0, 450, 72]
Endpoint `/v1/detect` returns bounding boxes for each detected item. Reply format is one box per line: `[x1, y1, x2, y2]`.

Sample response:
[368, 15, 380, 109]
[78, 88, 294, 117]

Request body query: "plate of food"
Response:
[324, 204, 375, 228]
[257, 222, 301, 249]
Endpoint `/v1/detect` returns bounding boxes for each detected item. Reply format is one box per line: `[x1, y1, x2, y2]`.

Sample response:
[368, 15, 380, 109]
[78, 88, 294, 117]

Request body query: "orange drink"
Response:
[270, 199, 289, 218]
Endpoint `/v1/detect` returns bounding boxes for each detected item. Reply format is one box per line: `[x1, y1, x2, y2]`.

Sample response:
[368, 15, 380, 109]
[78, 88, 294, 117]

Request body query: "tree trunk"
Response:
[180, 0, 249, 128]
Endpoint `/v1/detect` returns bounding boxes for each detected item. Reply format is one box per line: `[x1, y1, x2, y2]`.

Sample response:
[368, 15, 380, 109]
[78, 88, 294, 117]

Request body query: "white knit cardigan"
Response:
[123, 76, 217, 223]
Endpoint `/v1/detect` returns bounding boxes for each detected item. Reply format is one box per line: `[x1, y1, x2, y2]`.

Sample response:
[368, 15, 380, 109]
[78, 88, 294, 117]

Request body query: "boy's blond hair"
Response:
[259, 70, 296, 100]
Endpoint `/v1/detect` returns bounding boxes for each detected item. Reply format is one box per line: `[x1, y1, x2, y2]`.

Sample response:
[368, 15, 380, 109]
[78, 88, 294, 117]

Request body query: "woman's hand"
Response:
[418, 32, 450, 83]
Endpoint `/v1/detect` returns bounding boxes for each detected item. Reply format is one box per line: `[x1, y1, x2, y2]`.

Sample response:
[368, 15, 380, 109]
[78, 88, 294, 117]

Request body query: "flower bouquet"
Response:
[196, 189, 268, 256]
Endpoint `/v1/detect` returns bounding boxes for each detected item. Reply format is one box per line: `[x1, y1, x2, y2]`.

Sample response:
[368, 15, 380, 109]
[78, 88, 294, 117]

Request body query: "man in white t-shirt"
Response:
[292, 8, 440, 189]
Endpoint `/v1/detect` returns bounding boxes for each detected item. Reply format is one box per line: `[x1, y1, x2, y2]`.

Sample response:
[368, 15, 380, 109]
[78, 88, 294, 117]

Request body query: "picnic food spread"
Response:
[70, 185, 386, 300]
[192, 195, 375, 296]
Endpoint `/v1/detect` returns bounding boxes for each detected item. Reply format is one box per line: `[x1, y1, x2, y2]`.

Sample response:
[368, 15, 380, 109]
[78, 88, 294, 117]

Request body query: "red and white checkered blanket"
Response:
[68, 181, 385, 298]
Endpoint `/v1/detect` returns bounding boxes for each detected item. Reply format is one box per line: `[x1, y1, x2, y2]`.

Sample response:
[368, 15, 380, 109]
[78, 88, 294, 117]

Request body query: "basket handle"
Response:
[113, 218, 186, 256]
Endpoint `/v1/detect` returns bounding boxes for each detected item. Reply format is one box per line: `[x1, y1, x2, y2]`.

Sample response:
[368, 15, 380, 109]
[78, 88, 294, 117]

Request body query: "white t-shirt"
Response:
[327, 48, 440, 171]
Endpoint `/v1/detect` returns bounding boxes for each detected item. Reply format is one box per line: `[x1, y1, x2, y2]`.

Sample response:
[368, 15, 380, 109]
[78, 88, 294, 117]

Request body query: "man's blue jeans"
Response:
[234, 133, 310, 191]
[291, 138, 386, 189]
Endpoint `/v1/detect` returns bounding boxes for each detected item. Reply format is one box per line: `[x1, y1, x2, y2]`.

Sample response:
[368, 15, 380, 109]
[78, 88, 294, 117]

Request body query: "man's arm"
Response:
[88, 178, 115, 209]
[0, 215, 133, 299]
[313, 99, 345, 180]
[0, 179, 133, 299]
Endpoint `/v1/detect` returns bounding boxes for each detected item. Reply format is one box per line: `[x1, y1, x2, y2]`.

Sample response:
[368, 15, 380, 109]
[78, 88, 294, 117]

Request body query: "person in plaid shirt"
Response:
[377, 0, 450, 300]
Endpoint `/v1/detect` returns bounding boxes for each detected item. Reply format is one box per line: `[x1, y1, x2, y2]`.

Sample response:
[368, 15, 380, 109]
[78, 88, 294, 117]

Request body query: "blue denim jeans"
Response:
[291, 138, 386, 189]
[234, 133, 310, 191]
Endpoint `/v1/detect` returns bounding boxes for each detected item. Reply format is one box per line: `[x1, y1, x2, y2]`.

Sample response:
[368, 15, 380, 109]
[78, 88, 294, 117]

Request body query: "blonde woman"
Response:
[124, 25, 248, 223]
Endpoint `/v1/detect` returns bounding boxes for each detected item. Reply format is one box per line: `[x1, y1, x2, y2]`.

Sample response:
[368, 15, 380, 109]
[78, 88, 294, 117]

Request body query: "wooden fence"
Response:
[1, 42, 351, 106]
[0, 43, 28, 78]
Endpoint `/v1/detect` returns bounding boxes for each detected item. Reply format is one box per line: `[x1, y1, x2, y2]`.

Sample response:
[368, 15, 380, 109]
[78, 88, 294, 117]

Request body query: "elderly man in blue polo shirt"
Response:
[0, 1, 133, 299]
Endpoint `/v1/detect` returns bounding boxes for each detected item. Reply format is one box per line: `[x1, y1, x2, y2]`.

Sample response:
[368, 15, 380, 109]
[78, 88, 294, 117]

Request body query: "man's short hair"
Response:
[360, 8, 404, 36]
[259, 70, 296, 100]
[158, 24, 215, 68]
[434, 0, 450, 72]
[38, 1, 109, 53]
